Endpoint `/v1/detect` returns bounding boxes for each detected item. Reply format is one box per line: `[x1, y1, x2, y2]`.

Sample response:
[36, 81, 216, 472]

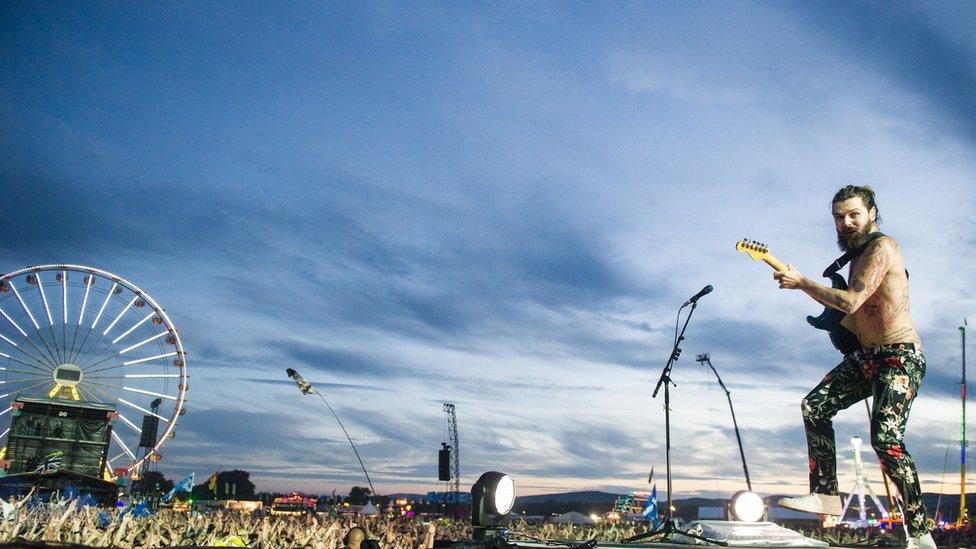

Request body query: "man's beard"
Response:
[836, 225, 874, 252]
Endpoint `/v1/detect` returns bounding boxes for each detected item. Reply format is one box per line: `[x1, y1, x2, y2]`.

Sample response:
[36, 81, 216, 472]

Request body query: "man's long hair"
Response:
[832, 184, 881, 224]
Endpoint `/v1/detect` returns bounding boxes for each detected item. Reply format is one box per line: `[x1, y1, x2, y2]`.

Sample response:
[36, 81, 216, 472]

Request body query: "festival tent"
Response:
[360, 501, 378, 515]
[552, 511, 595, 524]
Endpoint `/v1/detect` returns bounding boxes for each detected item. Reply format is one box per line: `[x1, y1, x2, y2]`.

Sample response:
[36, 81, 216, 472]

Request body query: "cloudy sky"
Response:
[2, 2, 975, 499]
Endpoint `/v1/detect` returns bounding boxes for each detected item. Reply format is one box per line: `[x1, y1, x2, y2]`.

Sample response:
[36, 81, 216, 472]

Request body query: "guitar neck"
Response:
[763, 255, 788, 272]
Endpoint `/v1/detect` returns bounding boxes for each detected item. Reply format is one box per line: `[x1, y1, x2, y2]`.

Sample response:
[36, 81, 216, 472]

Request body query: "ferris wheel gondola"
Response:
[0, 264, 188, 476]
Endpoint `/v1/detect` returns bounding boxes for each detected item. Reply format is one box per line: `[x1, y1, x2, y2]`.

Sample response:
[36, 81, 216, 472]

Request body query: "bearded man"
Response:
[773, 185, 932, 549]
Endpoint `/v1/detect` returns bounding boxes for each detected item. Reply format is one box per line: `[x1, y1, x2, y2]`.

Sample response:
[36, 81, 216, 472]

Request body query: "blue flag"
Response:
[642, 483, 660, 528]
[162, 472, 194, 503]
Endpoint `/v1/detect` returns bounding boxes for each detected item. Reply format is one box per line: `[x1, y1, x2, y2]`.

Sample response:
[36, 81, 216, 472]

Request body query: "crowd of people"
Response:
[0, 493, 970, 548]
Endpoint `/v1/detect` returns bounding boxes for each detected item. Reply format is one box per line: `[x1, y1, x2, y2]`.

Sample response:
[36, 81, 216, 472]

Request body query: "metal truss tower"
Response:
[444, 403, 460, 506]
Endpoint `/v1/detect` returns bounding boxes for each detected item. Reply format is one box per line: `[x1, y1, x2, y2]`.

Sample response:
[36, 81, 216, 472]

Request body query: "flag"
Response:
[162, 472, 195, 503]
[642, 483, 660, 528]
[33, 450, 64, 473]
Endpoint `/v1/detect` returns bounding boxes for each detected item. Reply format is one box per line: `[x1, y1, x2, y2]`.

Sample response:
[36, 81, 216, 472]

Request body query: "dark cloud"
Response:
[240, 377, 387, 393]
[266, 340, 397, 379]
[792, 1, 976, 143]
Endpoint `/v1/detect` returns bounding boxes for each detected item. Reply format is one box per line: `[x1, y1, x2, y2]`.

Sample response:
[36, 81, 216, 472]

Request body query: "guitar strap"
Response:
[822, 231, 905, 278]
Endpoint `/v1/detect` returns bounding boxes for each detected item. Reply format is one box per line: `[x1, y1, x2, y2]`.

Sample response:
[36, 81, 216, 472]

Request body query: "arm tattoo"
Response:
[801, 238, 891, 313]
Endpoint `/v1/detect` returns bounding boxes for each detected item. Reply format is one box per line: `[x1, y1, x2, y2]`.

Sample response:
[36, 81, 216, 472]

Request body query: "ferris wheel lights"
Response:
[122, 351, 178, 366]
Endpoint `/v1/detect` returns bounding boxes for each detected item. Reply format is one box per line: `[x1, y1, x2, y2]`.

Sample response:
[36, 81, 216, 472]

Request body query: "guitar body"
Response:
[805, 272, 861, 356]
[736, 239, 861, 356]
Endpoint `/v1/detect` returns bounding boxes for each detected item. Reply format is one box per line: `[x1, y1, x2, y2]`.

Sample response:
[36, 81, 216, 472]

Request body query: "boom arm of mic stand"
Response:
[653, 302, 696, 398]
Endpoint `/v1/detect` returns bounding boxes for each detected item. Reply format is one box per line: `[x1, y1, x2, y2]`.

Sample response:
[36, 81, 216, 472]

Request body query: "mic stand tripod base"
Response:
[623, 518, 727, 546]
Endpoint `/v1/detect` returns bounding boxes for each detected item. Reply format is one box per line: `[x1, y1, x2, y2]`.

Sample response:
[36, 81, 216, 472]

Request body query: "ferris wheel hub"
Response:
[54, 364, 83, 387]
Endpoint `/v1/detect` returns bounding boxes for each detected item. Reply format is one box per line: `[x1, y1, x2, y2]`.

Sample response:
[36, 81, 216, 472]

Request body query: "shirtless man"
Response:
[773, 186, 933, 549]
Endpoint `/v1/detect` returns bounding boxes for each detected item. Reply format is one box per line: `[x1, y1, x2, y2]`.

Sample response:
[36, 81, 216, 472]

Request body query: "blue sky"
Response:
[1, 2, 975, 498]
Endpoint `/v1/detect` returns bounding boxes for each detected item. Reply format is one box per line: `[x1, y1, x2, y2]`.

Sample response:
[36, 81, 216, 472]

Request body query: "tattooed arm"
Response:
[774, 237, 892, 314]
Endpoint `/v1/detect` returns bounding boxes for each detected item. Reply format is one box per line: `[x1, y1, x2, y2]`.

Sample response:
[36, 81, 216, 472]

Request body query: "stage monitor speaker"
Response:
[438, 447, 451, 481]
[675, 520, 828, 547]
[5, 397, 116, 478]
[139, 415, 159, 448]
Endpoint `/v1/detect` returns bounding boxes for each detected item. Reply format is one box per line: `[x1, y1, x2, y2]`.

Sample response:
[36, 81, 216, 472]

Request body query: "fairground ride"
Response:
[0, 265, 188, 479]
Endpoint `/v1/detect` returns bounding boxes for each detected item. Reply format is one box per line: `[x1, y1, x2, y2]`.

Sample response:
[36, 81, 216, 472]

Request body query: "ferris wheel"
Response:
[0, 264, 188, 476]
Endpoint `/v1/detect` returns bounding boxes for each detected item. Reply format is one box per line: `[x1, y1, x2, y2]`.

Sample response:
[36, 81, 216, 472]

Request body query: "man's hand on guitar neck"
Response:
[773, 265, 805, 290]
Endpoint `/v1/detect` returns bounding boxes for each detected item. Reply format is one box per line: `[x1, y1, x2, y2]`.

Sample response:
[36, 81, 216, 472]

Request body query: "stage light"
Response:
[728, 490, 765, 522]
[471, 471, 516, 527]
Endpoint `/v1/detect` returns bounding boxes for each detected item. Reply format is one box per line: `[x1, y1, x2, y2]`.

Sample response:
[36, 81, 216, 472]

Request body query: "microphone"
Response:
[285, 368, 315, 395]
[682, 285, 713, 307]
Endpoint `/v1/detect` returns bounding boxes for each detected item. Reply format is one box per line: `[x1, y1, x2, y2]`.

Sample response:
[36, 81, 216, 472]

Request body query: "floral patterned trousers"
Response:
[801, 343, 928, 535]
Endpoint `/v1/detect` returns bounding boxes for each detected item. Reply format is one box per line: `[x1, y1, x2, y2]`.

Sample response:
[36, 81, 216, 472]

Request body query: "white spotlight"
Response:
[728, 490, 765, 522]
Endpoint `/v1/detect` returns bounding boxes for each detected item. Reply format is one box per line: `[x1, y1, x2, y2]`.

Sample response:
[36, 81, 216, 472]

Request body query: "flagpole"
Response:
[285, 369, 376, 497]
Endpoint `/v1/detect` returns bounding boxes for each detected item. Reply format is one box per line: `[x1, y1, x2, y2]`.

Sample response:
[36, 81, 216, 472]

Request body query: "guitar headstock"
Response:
[735, 239, 772, 262]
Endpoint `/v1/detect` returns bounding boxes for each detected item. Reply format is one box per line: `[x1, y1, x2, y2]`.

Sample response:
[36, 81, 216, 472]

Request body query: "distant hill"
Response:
[508, 490, 975, 520]
[515, 491, 619, 505]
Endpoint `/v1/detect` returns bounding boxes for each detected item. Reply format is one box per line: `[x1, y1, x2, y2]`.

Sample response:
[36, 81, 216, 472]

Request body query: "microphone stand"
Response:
[625, 300, 724, 545]
[696, 354, 752, 491]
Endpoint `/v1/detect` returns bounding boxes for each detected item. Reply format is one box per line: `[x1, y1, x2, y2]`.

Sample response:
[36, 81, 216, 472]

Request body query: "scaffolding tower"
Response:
[444, 403, 460, 507]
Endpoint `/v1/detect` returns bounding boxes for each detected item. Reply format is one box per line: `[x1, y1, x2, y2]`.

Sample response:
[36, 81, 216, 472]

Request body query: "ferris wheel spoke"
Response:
[114, 412, 143, 435]
[110, 430, 137, 460]
[19, 336, 60, 371]
[123, 386, 176, 401]
[71, 341, 108, 369]
[0, 368, 53, 383]
[0, 367, 51, 379]
[77, 353, 126, 374]
[68, 327, 99, 366]
[1, 380, 54, 398]
[34, 329, 64, 367]
[2, 347, 56, 373]
[0, 428, 9, 441]
[75, 384, 108, 404]
[61, 271, 68, 324]
[79, 378, 125, 393]
[35, 277, 54, 327]
[90, 282, 116, 332]
[46, 325, 64, 364]
[69, 275, 94, 362]
[101, 297, 137, 338]
[111, 313, 155, 345]
[118, 398, 170, 423]
[0, 331, 17, 348]
[118, 331, 168, 355]
[0, 406, 13, 419]
[8, 283, 40, 331]
[0, 306, 28, 339]
[86, 352, 178, 375]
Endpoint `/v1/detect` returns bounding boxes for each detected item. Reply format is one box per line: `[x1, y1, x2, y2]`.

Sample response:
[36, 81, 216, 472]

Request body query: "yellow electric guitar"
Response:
[735, 238, 860, 355]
